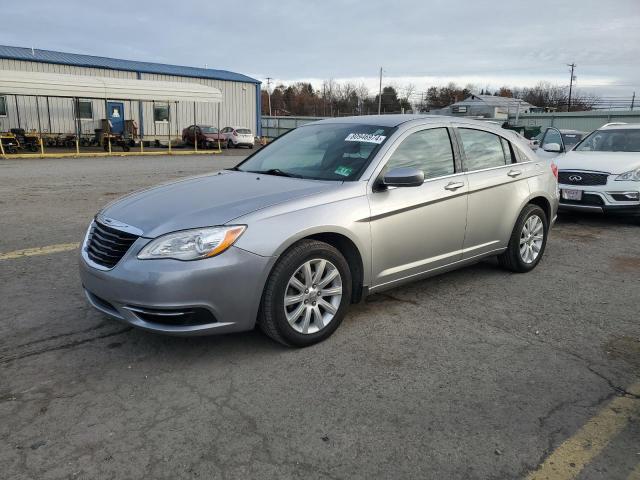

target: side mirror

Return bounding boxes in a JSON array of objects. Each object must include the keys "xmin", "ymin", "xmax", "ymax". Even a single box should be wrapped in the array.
[
  {"xmin": 542, "ymin": 142, "xmax": 562, "ymax": 153},
  {"xmin": 382, "ymin": 167, "xmax": 425, "ymax": 187}
]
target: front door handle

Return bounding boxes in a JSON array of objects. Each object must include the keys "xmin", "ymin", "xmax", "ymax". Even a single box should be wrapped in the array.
[
  {"xmin": 508, "ymin": 169, "xmax": 522, "ymax": 178},
  {"xmin": 444, "ymin": 181, "xmax": 465, "ymax": 191}
]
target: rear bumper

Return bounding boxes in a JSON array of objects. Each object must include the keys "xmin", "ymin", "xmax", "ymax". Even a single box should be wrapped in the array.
[{"xmin": 79, "ymin": 242, "xmax": 275, "ymax": 336}]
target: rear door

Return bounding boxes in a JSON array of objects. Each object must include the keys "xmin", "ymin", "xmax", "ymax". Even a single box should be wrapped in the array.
[
  {"xmin": 368, "ymin": 126, "xmax": 468, "ymax": 287},
  {"xmin": 454, "ymin": 126, "xmax": 533, "ymax": 258}
]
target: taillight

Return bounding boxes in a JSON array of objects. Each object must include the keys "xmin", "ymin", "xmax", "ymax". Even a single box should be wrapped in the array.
[
  {"xmin": 232, "ymin": 130, "xmax": 238, "ymax": 136},
  {"xmin": 551, "ymin": 162, "xmax": 558, "ymax": 179}
]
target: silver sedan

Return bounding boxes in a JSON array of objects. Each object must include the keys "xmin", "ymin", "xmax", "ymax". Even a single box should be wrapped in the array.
[{"xmin": 79, "ymin": 115, "xmax": 558, "ymax": 347}]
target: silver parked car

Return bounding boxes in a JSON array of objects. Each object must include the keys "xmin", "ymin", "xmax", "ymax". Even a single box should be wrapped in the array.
[{"xmin": 79, "ymin": 116, "xmax": 558, "ymax": 347}]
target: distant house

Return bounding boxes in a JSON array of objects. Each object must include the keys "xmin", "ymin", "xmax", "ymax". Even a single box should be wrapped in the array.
[{"xmin": 437, "ymin": 95, "xmax": 540, "ymax": 119}]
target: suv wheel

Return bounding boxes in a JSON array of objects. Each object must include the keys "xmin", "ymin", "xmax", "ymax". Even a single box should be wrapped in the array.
[
  {"xmin": 259, "ymin": 239, "xmax": 352, "ymax": 347},
  {"xmin": 498, "ymin": 204, "xmax": 548, "ymax": 273}
]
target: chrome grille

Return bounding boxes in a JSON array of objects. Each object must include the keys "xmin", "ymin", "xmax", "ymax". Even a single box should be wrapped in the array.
[
  {"xmin": 86, "ymin": 220, "xmax": 139, "ymax": 268},
  {"xmin": 558, "ymin": 171, "xmax": 608, "ymax": 186}
]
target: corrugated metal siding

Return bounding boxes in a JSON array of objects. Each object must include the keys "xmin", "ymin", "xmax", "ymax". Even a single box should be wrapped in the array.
[
  {"xmin": 139, "ymin": 73, "xmax": 256, "ymax": 137},
  {"xmin": 0, "ymin": 59, "xmax": 256, "ymax": 139},
  {"xmin": 511, "ymin": 111, "xmax": 640, "ymax": 132}
]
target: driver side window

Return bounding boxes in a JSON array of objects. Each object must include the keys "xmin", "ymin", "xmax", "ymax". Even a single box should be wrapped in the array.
[
  {"xmin": 386, "ymin": 128, "xmax": 455, "ymax": 180},
  {"xmin": 542, "ymin": 128, "xmax": 562, "ymax": 149}
]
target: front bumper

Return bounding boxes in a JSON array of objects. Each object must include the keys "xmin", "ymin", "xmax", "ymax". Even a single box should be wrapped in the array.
[
  {"xmin": 79, "ymin": 240, "xmax": 275, "ymax": 336},
  {"xmin": 558, "ymin": 180, "xmax": 640, "ymax": 216}
]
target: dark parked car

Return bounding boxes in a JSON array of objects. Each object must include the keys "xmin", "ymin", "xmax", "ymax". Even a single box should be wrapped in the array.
[{"xmin": 181, "ymin": 125, "xmax": 226, "ymax": 148}]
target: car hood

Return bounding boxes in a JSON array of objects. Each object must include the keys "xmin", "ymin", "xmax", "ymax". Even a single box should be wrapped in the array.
[
  {"xmin": 99, "ymin": 170, "xmax": 338, "ymax": 238},
  {"xmin": 556, "ymin": 151, "xmax": 640, "ymax": 174}
]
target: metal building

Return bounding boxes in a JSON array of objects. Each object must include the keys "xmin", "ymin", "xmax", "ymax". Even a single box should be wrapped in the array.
[
  {"xmin": 436, "ymin": 95, "xmax": 539, "ymax": 119},
  {"xmin": 0, "ymin": 45, "xmax": 261, "ymax": 142}
]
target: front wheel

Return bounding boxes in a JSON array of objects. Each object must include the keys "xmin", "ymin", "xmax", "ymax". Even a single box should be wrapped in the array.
[
  {"xmin": 259, "ymin": 239, "xmax": 352, "ymax": 347},
  {"xmin": 498, "ymin": 204, "xmax": 548, "ymax": 272}
]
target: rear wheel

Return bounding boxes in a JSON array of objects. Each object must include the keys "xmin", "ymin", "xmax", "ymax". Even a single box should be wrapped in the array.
[
  {"xmin": 259, "ymin": 239, "xmax": 352, "ymax": 347},
  {"xmin": 498, "ymin": 204, "xmax": 548, "ymax": 272},
  {"xmin": 227, "ymin": 140, "xmax": 234, "ymax": 149}
]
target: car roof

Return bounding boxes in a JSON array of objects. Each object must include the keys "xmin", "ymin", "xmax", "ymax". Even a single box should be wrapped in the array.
[
  {"xmin": 312, "ymin": 114, "xmax": 505, "ymax": 129},
  {"xmin": 314, "ymin": 114, "xmax": 444, "ymax": 127},
  {"xmin": 599, "ymin": 123, "xmax": 640, "ymax": 130}
]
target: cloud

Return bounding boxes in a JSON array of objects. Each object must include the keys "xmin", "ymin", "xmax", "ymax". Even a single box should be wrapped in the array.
[{"xmin": 2, "ymin": 0, "xmax": 639, "ymax": 97}]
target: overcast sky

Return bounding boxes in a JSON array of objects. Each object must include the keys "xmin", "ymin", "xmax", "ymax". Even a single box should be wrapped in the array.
[{"xmin": 2, "ymin": 0, "xmax": 639, "ymax": 99}]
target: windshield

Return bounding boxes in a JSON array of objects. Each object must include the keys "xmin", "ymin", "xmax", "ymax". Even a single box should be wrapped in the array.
[
  {"xmin": 561, "ymin": 133, "xmax": 583, "ymax": 148},
  {"xmin": 236, "ymin": 123, "xmax": 394, "ymax": 181},
  {"xmin": 575, "ymin": 129, "xmax": 640, "ymax": 152},
  {"xmin": 200, "ymin": 126, "xmax": 218, "ymax": 134},
  {"xmin": 236, "ymin": 128, "xmax": 252, "ymax": 135}
]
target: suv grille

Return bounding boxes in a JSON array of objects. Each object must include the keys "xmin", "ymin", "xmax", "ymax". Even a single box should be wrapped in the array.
[
  {"xmin": 558, "ymin": 171, "xmax": 608, "ymax": 186},
  {"xmin": 86, "ymin": 221, "xmax": 139, "ymax": 268}
]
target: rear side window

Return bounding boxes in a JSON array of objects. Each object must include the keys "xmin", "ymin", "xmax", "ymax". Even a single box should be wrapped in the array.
[
  {"xmin": 458, "ymin": 128, "xmax": 508, "ymax": 171},
  {"xmin": 386, "ymin": 127, "xmax": 455, "ymax": 180}
]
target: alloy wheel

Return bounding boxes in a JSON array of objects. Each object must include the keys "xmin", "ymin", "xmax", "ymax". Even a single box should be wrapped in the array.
[
  {"xmin": 519, "ymin": 214, "xmax": 544, "ymax": 264},
  {"xmin": 284, "ymin": 258, "xmax": 343, "ymax": 334}
]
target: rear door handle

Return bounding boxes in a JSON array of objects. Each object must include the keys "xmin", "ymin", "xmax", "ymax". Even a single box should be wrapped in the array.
[
  {"xmin": 444, "ymin": 181, "xmax": 465, "ymax": 191},
  {"xmin": 507, "ymin": 169, "xmax": 522, "ymax": 178}
]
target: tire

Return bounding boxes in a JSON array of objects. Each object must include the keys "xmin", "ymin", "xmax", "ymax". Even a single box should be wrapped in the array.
[
  {"xmin": 249, "ymin": 144, "xmax": 254, "ymax": 149},
  {"xmin": 259, "ymin": 239, "xmax": 352, "ymax": 347},
  {"xmin": 228, "ymin": 140, "xmax": 235, "ymax": 149},
  {"xmin": 498, "ymin": 204, "xmax": 548, "ymax": 273}
]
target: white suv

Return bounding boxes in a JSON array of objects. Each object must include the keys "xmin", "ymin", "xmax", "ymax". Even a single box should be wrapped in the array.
[
  {"xmin": 554, "ymin": 123, "xmax": 640, "ymax": 217},
  {"xmin": 221, "ymin": 126, "xmax": 255, "ymax": 149}
]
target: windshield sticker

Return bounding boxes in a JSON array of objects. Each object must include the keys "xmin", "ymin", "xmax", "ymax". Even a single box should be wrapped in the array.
[
  {"xmin": 345, "ymin": 133, "xmax": 386, "ymax": 144},
  {"xmin": 334, "ymin": 166, "xmax": 354, "ymax": 177}
]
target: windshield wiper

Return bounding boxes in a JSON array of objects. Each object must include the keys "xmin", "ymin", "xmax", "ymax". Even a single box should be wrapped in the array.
[{"xmin": 248, "ymin": 168, "xmax": 304, "ymax": 178}]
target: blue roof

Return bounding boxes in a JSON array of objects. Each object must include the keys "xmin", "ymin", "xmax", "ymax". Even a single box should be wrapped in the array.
[{"xmin": 0, "ymin": 45, "xmax": 260, "ymax": 85}]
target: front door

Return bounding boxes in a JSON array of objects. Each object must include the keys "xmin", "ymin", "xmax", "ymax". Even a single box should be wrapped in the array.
[
  {"xmin": 368, "ymin": 126, "xmax": 468, "ymax": 288},
  {"xmin": 107, "ymin": 102, "xmax": 125, "ymax": 134}
]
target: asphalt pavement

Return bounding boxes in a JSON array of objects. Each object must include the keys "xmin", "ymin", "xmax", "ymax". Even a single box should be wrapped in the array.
[{"xmin": 1, "ymin": 155, "xmax": 638, "ymax": 479}]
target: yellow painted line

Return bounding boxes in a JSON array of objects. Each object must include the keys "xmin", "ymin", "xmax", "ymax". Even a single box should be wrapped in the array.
[
  {"xmin": 628, "ymin": 463, "xmax": 640, "ymax": 480},
  {"xmin": 526, "ymin": 383, "xmax": 640, "ymax": 480},
  {"xmin": 0, "ymin": 243, "xmax": 79, "ymax": 260}
]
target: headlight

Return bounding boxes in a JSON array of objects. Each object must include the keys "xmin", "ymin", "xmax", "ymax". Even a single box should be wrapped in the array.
[
  {"xmin": 615, "ymin": 168, "xmax": 640, "ymax": 182},
  {"xmin": 137, "ymin": 226, "xmax": 246, "ymax": 261}
]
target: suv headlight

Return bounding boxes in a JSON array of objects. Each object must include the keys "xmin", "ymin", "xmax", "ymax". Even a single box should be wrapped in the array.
[
  {"xmin": 138, "ymin": 226, "xmax": 246, "ymax": 261},
  {"xmin": 615, "ymin": 168, "xmax": 640, "ymax": 182}
]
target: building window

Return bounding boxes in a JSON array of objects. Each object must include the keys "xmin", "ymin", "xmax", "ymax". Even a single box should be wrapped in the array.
[
  {"xmin": 0, "ymin": 96, "xmax": 7, "ymax": 117},
  {"xmin": 77, "ymin": 100, "xmax": 93, "ymax": 120},
  {"xmin": 154, "ymin": 103, "xmax": 169, "ymax": 122}
]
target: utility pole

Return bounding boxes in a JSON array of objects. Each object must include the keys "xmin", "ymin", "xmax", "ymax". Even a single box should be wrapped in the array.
[
  {"xmin": 266, "ymin": 77, "xmax": 273, "ymax": 117},
  {"xmin": 631, "ymin": 92, "xmax": 636, "ymax": 111},
  {"xmin": 567, "ymin": 63, "xmax": 576, "ymax": 112},
  {"xmin": 377, "ymin": 67, "xmax": 383, "ymax": 115}
]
